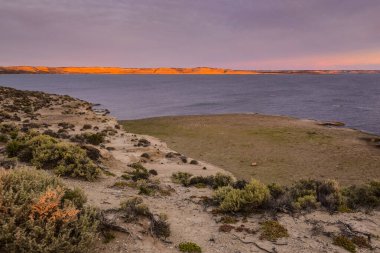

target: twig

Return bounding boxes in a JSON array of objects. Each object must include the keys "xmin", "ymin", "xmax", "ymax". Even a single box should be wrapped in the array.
[{"xmin": 232, "ymin": 234, "xmax": 277, "ymax": 253}]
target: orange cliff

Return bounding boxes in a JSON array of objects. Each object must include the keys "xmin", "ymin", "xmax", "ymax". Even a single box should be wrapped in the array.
[
  {"xmin": 0, "ymin": 66, "xmax": 379, "ymax": 75},
  {"xmin": 0, "ymin": 66, "xmax": 260, "ymax": 75}
]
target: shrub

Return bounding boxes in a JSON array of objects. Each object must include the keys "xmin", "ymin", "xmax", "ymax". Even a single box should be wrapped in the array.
[
  {"xmin": 351, "ymin": 235, "xmax": 372, "ymax": 249},
  {"xmin": 178, "ymin": 242, "xmax": 202, "ymax": 253},
  {"xmin": 290, "ymin": 179, "xmax": 319, "ymax": 200},
  {"xmin": 214, "ymin": 186, "xmax": 234, "ymax": 203},
  {"xmin": 80, "ymin": 145, "xmax": 101, "ymax": 161},
  {"xmin": 220, "ymin": 216, "xmax": 238, "ymax": 224},
  {"xmin": 292, "ymin": 194, "xmax": 319, "ymax": 211},
  {"xmin": 0, "ymin": 169, "xmax": 99, "ymax": 253},
  {"xmin": 137, "ymin": 179, "xmax": 159, "ymax": 196},
  {"xmin": 127, "ymin": 163, "xmax": 150, "ymax": 181},
  {"xmin": 73, "ymin": 132, "xmax": 105, "ymax": 145},
  {"xmin": 267, "ymin": 183, "xmax": 286, "ymax": 199},
  {"xmin": 5, "ymin": 140, "xmax": 25, "ymax": 157},
  {"xmin": 215, "ymin": 179, "xmax": 269, "ymax": 212},
  {"xmin": 171, "ymin": 172, "xmax": 193, "ymax": 186},
  {"xmin": 31, "ymin": 140, "xmax": 101, "ymax": 181},
  {"xmin": 259, "ymin": 220, "xmax": 289, "ymax": 241},
  {"xmin": 233, "ymin": 179, "xmax": 248, "ymax": 189},
  {"xmin": 0, "ymin": 123, "xmax": 19, "ymax": 135},
  {"xmin": 7, "ymin": 134, "xmax": 101, "ymax": 181},
  {"xmin": 83, "ymin": 132, "xmax": 105, "ymax": 145},
  {"xmin": 150, "ymin": 213, "xmax": 171, "ymax": 239},
  {"xmin": 213, "ymin": 173, "xmax": 233, "ymax": 189},
  {"xmin": 317, "ymin": 179, "xmax": 343, "ymax": 212},
  {"xmin": 120, "ymin": 197, "xmax": 151, "ymax": 222},
  {"xmin": 62, "ymin": 187, "xmax": 87, "ymax": 209},
  {"xmin": 342, "ymin": 181, "xmax": 380, "ymax": 210},
  {"xmin": 189, "ymin": 175, "xmax": 214, "ymax": 186},
  {"xmin": 0, "ymin": 133, "xmax": 8, "ymax": 143},
  {"xmin": 333, "ymin": 235, "xmax": 356, "ymax": 253}
]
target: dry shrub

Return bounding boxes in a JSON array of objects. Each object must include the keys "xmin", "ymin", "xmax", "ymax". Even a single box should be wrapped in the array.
[
  {"xmin": 317, "ymin": 179, "xmax": 343, "ymax": 212},
  {"xmin": 259, "ymin": 220, "xmax": 289, "ymax": 241},
  {"xmin": 0, "ymin": 169, "xmax": 98, "ymax": 253}
]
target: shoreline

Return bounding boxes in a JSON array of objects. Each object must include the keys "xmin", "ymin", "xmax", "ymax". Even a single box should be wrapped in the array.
[{"xmin": 1, "ymin": 86, "xmax": 379, "ymax": 253}]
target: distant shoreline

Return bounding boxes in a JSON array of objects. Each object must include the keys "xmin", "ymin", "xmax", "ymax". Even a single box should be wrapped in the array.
[{"xmin": 1, "ymin": 66, "xmax": 380, "ymax": 75}]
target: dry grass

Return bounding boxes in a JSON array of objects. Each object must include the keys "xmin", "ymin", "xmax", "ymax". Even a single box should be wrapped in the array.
[{"xmin": 121, "ymin": 114, "xmax": 380, "ymax": 185}]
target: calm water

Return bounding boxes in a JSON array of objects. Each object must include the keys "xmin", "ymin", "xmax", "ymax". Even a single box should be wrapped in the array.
[{"xmin": 0, "ymin": 74, "xmax": 379, "ymax": 134}]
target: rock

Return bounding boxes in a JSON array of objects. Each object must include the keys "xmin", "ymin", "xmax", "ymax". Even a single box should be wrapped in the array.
[
  {"xmin": 141, "ymin": 153, "xmax": 150, "ymax": 159},
  {"xmin": 137, "ymin": 138, "xmax": 150, "ymax": 147},
  {"xmin": 251, "ymin": 162, "xmax": 257, "ymax": 166},
  {"xmin": 190, "ymin": 159, "xmax": 199, "ymax": 165},
  {"xmin": 180, "ymin": 156, "xmax": 188, "ymax": 163},
  {"xmin": 165, "ymin": 152, "xmax": 181, "ymax": 158},
  {"xmin": 318, "ymin": 121, "xmax": 345, "ymax": 127}
]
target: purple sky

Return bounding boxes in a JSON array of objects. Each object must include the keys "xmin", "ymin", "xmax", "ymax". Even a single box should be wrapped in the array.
[{"xmin": 1, "ymin": 0, "xmax": 380, "ymax": 69}]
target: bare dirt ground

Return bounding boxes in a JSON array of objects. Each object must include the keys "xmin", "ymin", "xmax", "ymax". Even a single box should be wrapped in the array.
[{"xmin": 1, "ymin": 87, "xmax": 379, "ymax": 253}]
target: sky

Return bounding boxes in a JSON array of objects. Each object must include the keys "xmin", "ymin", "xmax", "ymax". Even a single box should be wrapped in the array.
[{"xmin": 1, "ymin": 0, "xmax": 380, "ymax": 70}]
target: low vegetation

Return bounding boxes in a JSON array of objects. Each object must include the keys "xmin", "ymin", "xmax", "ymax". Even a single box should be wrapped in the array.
[
  {"xmin": 0, "ymin": 169, "xmax": 99, "ymax": 253},
  {"xmin": 121, "ymin": 115, "xmax": 380, "ymax": 185},
  {"xmin": 171, "ymin": 172, "xmax": 233, "ymax": 189},
  {"xmin": 172, "ymin": 170, "xmax": 379, "ymax": 214},
  {"xmin": 259, "ymin": 220, "xmax": 289, "ymax": 241},
  {"xmin": 72, "ymin": 132, "xmax": 106, "ymax": 145},
  {"xmin": 178, "ymin": 242, "xmax": 202, "ymax": 253},
  {"xmin": 333, "ymin": 235, "xmax": 357, "ymax": 253},
  {"xmin": 214, "ymin": 179, "xmax": 269, "ymax": 212},
  {"xmin": 5, "ymin": 132, "xmax": 101, "ymax": 181},
  {"xmin": 120, "ymin": 197, "xmax": 171, "ymax": 239}
]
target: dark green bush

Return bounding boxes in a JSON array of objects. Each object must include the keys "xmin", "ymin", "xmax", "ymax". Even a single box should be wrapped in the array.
[
  {"xmin": 213, "ymin": 173, "xmax": 233, "ymax": 189},
  {"xmin": 137, "ymin": 179, "xmax": 160, "ymax": 196},
  {"xmin": 83, "ymin": 132, "xmax": 105, "ymax": 145},
  {"xmin": 6, "ymin": 134, "xmax": 101, "ymax": 181},
  {"xmin": 171, "ymin": 172, "xmax": 193, "ymax": 186},
  {"xmin": 178, "ymin": 242, "xmax": 202, "ymax": 253},
  {"xmin": 127, "ymin": 163, "xmax": 150, "ymax": 181},
  {"xmin": 5, "ymin": 140, "xmax": 25, "ymax": 157},
  {"xmin": 0, "ymin": 133, "xmax": 8, "ymax": 143},
  {"xmin": 0, "ymin": 169, "xmax": 99, "ymax": 253},
  {"xmin": 62, "ymin": 187, "xmax": 87, "ymax": 209},
  {"xmin": 342, "ymin": 181, "xmax": 380, "ymax": 210}
]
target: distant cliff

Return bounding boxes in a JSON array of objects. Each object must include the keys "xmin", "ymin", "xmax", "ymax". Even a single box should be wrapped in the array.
[{"xmin": 0, "ymin": 66, "xmax": 379, "ymax": 74}]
